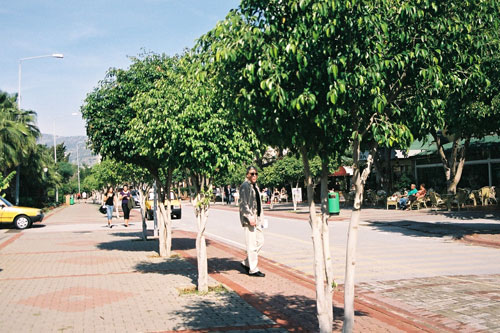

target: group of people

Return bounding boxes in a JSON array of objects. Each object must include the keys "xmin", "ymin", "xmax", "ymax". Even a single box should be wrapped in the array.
[
  {"xmin": 259, "ymin": 187, "xmax": 287, "ymax": 204},
  {"xmin": 224, "ymin": 185, "xmax": 239, "ymax": 205},
  {"xmin": 97, "ymin": 168, "xmax": 268, "ymax": 278},
  {"xmin": 398, "ymin": 183, "xmax": 427, "ymax": 210},
  {"xmin": 103, "ymin": 184, "xmax": 133, "ymax": 228}
]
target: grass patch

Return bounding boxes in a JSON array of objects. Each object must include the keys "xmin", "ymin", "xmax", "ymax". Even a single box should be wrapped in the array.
[
  {"xmin": 178, "ymin": 284, "xmax": 228, "ymax": 296},
  {"xmin": 147, "ymin": 252, "xmax": 181, "ymax": 259}
]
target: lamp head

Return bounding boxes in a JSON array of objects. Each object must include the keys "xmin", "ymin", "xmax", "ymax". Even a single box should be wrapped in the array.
[{"xmin": 52, "ymin": 53, "xmax": 64, "ymax": 58}]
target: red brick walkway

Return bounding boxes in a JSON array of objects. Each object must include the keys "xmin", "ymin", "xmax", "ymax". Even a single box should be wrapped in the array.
[{"xmin": 173, "ymin": 229, "xmax": 447, "ymax": 332}]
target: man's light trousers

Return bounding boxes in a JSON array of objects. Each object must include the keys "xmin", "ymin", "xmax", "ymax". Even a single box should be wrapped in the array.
[{"xmin": 242, "ymin": 221, "xmax": 264, "ymax": 274}]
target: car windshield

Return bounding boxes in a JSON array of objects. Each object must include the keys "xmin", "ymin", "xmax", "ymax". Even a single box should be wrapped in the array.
[{"xmin": 0, "ymin": 196, "xmax": 13, "ymax": 207}]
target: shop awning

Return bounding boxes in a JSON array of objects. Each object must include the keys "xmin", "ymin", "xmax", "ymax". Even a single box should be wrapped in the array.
[{"xmin": 331, "ymin": 166, "xmax": 353, "ymax": 177}]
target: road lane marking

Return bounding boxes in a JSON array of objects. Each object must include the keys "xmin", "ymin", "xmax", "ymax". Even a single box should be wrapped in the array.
[
  {"xmin": 204, "ymin": 231, "xmax": 246, "ymax": 250},
  {"xmin": 264, "ymin": 231, "xmax": 312, "ymax": 246}
]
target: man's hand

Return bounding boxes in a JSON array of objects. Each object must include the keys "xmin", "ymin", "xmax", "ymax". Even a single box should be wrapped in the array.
[{"xmin": 249, "ymin": 219, "xmax": 257, "ymax": 226}]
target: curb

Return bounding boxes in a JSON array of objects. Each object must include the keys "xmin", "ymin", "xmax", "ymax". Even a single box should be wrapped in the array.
[
  {"xmin": 173, "ymin": 230, "xmax": 447, "ymax": 332},
  {"xmin": 461, "ymin": 234, "xmax": 500, "ymax": 249}
]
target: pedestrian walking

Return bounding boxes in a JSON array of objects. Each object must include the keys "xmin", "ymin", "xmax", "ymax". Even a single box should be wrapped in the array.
[
  {"xmin": 239, "ymin": 166, "xmax": 265, "ymax": 277},
  {"xmin": 224, "ymin": 185, "xmax": 231, "ymax": 205},
  {"xmin": 120, "ymin": 184, "xmax": 132, "ymax": 227},
  {"xmin": 103, "ymin": 187, "xmax": 115, "ymax": 228}
]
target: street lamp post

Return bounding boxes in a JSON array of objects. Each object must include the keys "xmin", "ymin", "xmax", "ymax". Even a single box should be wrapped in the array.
[
  {"xmin": 71, "ymin": 113, "xmax": 83, "ymax": 197},
  {"xmin": 76, "ymin": 143, "xmax": 81, "ymax": 195},
  {"xmin": 16, "ymin": 53, "xmax": 64, "ymax": 205}
]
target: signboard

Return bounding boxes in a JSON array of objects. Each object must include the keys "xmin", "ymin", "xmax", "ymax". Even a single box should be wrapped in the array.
[{"xmin": 292, "ymin": 188, "xmax": 302, "ymax": 203}]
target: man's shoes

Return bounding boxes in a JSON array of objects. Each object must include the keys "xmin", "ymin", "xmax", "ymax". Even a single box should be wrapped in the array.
[
  {"xmin": 240, "ymin": 263, "xmax": 250, "ymax": 273},
  {"xmin": 249, "ymin": 271, "xmax": 265, "ymax": 277}
]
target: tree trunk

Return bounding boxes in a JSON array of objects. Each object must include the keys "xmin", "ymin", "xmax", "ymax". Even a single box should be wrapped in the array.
[
  {"xmin": 320, "ymin": 159, "xmax": 334, "ymax": 325},
  {"xmin": 385, "ymin": 148, "xmax": 392, "ymax": 192},
  {"xmin": 343, "ymin": 141, "xmax": 377, "ymax": 333},
  {"xmin": 434, "ymin": 133, "xmax": 470, "ymax": 195},
  {"xmin": 157, "ymin": 170, "xmax": 173, "ymax": 258},
  {"xmin": 447, "ymin": 138, "xmax": 470, "ymax": 194},
  {"xmin": 190, "ymin": 174, "xmax": 212, "ymax": 292},
  {"xmin": 293, "ymin": 181, "xmax": 299, "ymax": 212},
  {"xmin": 137, "ymin": 186, "xmax": 150, "ymax": 241},
  {"xmin": 195, "ymin": 193, "xmax": 209, "ymax": 292},
  {"xmin": 301, "ymin": 147, "xmax": 332, "ymax": 333}
]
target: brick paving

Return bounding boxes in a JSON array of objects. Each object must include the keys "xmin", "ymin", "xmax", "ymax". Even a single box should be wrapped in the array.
[
  {"xmin": 0, "ymin": 202, "xmax": 499, "ymax": 331},
  {"xmin": 358, "ymin": 275, "xmax": 500, "ymax": 332}
]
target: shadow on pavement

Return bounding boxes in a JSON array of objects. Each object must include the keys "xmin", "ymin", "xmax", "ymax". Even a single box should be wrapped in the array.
[
  {"xmin": 427, "ymin": 209, "xmax": 500, "ymax": 221},
  {"xmin": 170, "ymin": 290, "xmax": 362, "ymax": 331},
  {"xmin": 96, "ymin": 237, "xmax": 202, "ymax": 252},
  {"xmin": 134, "ymin": 257, "xmax": 198, "ymax": 285},
  {"xmin": 368, "ymin": 220, "xmax": 500, "ymax": 239},
  {"xmin": 96, "ymin": 238, "xmax": 159, "ymax": 252}
]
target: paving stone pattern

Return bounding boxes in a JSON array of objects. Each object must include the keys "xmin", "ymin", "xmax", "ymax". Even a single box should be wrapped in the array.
[
  {"xmin": 358, "ymin": 275, "xmax": 500, "ymax": 332},
  {"xmin": 0, "ymin": 228, "xmax": 277, "ymax": 332}
]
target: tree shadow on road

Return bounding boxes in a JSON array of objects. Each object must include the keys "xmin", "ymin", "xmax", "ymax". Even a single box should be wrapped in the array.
[
  {"xmin": 368, "ymin": 220, "xmax": 500, "ymax": 239},
  {"xmin": 426, "ymin": 209, "xmax": 500, "ymax": 221}
]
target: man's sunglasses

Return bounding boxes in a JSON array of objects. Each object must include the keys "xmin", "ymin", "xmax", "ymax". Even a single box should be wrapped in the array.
[{"xmin": 249, "ymin": 172, "xmax": 258, "ymax": 176}]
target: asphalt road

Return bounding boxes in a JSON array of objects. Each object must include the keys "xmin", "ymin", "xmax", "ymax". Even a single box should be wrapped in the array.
[{"xmin": 175, "ymin": 204, "xmax": 500, "ymax": 284}]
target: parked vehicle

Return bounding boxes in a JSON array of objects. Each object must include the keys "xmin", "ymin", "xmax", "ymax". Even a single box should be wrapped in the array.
[
  {"xmin": 0, "ymin": 197, "xmax": 44, "ymax": 229},
  {"xmin": 131, "ymin": 189, "xmax": 141, "ymax": 207},
  {"xmin": 145, "ymin": 191, "xmax": 181, "ymax": 220},
  {"xmin": 213, "ymin": 188, "xmax": 222, "ymax": 202}
]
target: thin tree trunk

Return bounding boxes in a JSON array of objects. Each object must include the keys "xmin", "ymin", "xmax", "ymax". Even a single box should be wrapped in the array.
[
  {"xmin": 138, "ymin": 187, "xmax": 148, "ymax": 241},
  {"xmin": 447, "ymin": 138, "xmax": 470, "ymax": 194},
  {"xmin": 197, "ymin": 178, "xmax": 211, "ymax": 292},
  {"xmin": 189, "ymin": 173, "xmax": 212, "ymax": 292},
  {"xmin": 301, "ymin": 147, "xmax": 332, "ymax": 333},
  {"xmin": 293, "ymin": 181, "xmax": 299, "ymax": 211},
  {"xmin": 157, "ymin": 170, "xmax": 173, "ymax": 258},
  {"xmin": 385, "ymin": 148, "xmax": 392, "ymax": 192},
  {"xmin": 343, "ymin": 141, "xmax": 377, "ymax": 333},
  {"xmin": 320, "ymin": 159, "xmax": 334, "ymax": 324},
  {"xmin": 195, "ymin": 203, "xmax": 209, "ymax": 292}
]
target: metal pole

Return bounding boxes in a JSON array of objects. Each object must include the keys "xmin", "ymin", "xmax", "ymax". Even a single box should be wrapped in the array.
[
  {"xmin": 153, "ymin": 181, "xmax": 158, "ymax": 237},
  {"xmin": 15, "ymin": 54, "xmax": 63, "ymax": 205},
  {"xmin": 77, "ymin": 144, "xmax": 80, "ymax": 194},
  {"xmin": 54, "ymin": 122, "xmax": 58, "ymax": 203},
  {"xmin": 15, "ymin": 61, "xmax": 22, "ymax": 205}
]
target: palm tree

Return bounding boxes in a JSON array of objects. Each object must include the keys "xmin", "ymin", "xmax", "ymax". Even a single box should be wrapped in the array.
[{"xmin": 0, "ymin": 91, "xmax": 40, "ymax": 168}]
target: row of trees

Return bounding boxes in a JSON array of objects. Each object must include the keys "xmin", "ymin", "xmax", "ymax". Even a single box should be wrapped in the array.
[
  {"xmin": 81, "ymin": 1, "xmax": 500, "ymax": 332},
  {"xmin": 1, "ymin": 90, "xmax": 88, "ymax": 207}
]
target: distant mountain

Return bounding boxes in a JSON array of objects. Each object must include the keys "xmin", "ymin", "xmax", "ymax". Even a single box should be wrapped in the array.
[{"xmin": 38, "ymin": 134, "xmax": 100, "ymax": 166}]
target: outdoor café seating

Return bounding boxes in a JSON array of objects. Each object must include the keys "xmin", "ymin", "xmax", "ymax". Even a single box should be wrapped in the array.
[
  {"xmin": 386, "ymin": 193, "xmax": 399, "ymax": 209},
  {"xmin": 409, "ymin": 195, "xmax": 428, "ymax": 210}
]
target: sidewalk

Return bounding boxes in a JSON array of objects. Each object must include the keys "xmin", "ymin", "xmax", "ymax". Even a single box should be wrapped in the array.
[{"xmin": 0, "ymin": 203, "xmax": 498, "ymax": 332}]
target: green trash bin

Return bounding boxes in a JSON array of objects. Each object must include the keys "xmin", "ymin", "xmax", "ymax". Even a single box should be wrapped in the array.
[
  {"xmin": 70, "ymin": 195, "xmax": 74, "ymax": 205},
  {"xmin": 328, "ymin": 191, "xmax": 340, "ymax": 215}
]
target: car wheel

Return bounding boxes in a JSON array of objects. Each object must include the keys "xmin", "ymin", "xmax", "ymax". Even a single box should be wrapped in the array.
[{"xmin": 14, "ymin": 215, "xmax": 31, "ymax": 230}]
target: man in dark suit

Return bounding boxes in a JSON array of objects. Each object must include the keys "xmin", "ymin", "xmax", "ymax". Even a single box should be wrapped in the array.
[{"xmin": 239, "ymin": 166, "xmax": 265, "ymax": 277}]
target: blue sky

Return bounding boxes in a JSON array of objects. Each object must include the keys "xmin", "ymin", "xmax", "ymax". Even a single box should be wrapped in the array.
[{"xmin": 0, "ymin": 0, "xmax": 239, "ymax": 136}]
